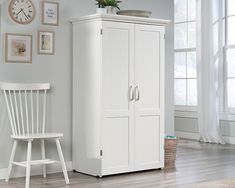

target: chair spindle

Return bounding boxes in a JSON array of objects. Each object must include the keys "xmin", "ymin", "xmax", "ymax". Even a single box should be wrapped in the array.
[
  {"xmin": 31, "ymin": 90, "xmax": 34, "ymax": 134},
  {"xmin": 14, "ymin": 90, "xmax": 21, "ymax": 135},
  {"xmin": 25, "ymin": 90, "xmax": 29, "ymax": 134},
  {"xmin": 19, "ymin": 91, "xmax": 25, "ymax": 135},
  {"xmin": 3, "ymin": 90, "xmax": 16, "ymax": 136},
  {"xmin": 42, "ymin": 90, "xmax": 47, "ymax": 134},
  {"xmin": 9, "ymin": 91, "xmax": 17, "ymax": 135},
  {"xmin": 36, "ymin": 90, "xmax": 39, "ymax": 134}
]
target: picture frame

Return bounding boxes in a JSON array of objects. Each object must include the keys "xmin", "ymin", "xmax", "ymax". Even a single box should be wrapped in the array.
[
  {"xmin": 5, "ymin": 33, "xmax": 32, "ymax": 64},
  {"xmin": 38, "ymin": 31, "xmax": 55, "ymax": 55},
  {"xmin": 42, "ymin": 1, "xmax": 59, "ymax": 26}
]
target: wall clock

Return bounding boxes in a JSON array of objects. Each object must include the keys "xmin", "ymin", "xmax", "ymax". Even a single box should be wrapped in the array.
[{"xmin": 8, "ymin": 0, "xmax": 36, "ymax": 24}]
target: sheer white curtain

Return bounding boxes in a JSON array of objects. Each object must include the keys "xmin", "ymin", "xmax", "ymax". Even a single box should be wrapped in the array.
[{"xmin": 197, "ymin": 0, "xmax": 225, "ymax": 144}]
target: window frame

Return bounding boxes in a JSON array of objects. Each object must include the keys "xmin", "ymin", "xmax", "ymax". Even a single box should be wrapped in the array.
[
  {"xmin": 174, "ymin": 0, "xmax": 198, "ymax": 110},
  {"xmin": 224, "ymin": 0, "xmax": 235, "ymax": 113},
  {"xmin": 174, "ymin": 0, "xmax": 235, "ymax": 120}
]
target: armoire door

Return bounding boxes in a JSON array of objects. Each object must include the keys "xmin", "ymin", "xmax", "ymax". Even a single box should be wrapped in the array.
[
  {"xmin": 134, "ymin": 24, "xmax": 165, "ymax": 170},
  {"xmin": 101, "ymin": 21, "xmax": 135, "ymax": 174}
]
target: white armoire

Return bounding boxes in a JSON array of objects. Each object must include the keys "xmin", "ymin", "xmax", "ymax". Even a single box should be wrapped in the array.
[{"xmin": 71, "ymin": 14, "xmax": 169, "ymax": 177}]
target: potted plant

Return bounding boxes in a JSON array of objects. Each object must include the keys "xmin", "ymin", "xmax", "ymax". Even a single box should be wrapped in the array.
[
  {"xmin": 104, "ymin": 0, "xmax": 121, "ymax": 14},
  {"xmin": 95, "ymin": 0, "xmax": 107, "ymax": 14}
]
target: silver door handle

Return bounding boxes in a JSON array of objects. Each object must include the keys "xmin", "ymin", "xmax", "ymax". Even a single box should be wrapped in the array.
[
  {"xmin": 129, "ymin": 86, "xmax": 134, "ymax": 101},
  {"xmin": 135, "ymin": 86, "xmax": 140, "ymax": 101}
]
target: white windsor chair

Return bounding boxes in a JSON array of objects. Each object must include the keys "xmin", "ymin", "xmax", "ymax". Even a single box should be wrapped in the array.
[{"xmin": 0, "ymin": 83, "xmax": 69, "ymax": 188}]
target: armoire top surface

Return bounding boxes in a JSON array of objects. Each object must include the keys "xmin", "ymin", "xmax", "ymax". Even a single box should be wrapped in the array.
[{"xmin": 70, "ymin": 14, "xmax": 170, "ymax": 26}]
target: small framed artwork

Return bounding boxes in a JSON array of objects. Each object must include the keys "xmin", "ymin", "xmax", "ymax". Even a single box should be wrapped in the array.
[
  {"xmin": 42, "ymin": 1, "xmax": 59, "ymax": 26},
  {"xmin": 5, "ymin": 33, "xmax": 32, "ymax": 63},
  {"xmin": 38, "ymin": 31, "xmax": 55, "ymax": 55}
]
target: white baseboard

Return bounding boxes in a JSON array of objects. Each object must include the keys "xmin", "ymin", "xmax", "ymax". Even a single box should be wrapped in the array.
[
  {"xmin": 175, "ymin": 131, "xmax": 200, "ymax": 140},
  {"xmin": 222, "ymin": 136, "xmax": 235, "ymax": 144},
  {"xmin": 175, "ymin": 131, "xmax": 235, "ymax": 144},
  {"xmin": 0, "ymin": 161, "xmax": 72, "ymax": 180}
]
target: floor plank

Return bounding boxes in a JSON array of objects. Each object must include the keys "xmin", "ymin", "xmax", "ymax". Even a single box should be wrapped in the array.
[{"xmin": 1, "ymin": 139, "xmax": 235, "ymax": 188}]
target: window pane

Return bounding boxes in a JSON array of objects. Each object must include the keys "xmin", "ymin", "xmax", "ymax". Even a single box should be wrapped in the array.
[
  {"xmin": 227, "ymin": 0, "xmax": 235, "ymax": 16},
  {"xmin": 227, "ymin": 48, "xmax": 235, "ymax": 77},
  {"xmin": 175, "ymin": 23, "xmax": 187, "ymax": 49},
  {"xmin": 188, "ymin": 22, "xmax": 196, "ymax": 48},
  {"xmin": 175, "ymin": 79, "xmax": 187, "ymax": 105},
  {"xmin": 188, "ymin": 0, "xmax": 196, "ymax": 21},
  {"xmin": 174, "ymin": 0, "xmax": 187, "ymax": 22},
  {"xmin": 227, "ymin": 79, "xmax": 235, "ymax": 108},
  {"xmin": 187, "ymin": 79, "xmax": 197, "ymax": 106},
  {"xmin": 228, "ymin": 16, "xmax": 235, "ymax": 45},
  {"xmin": 187, "ymin": 51, "xmax": 197, "ymax": 78},
  {"xmin": 175, "ymin": 52, "xmax": 186, "ymax": 78}
]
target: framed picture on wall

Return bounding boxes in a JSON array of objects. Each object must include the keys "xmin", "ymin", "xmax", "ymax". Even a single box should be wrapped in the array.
[
  {"xmin": 42, "ymin": 1, "xmax": 59, "ymax": 26},
  {"xmin": 5, "ymin": 33, "xmax": 32, "ymax": 63},
  {"xmin": 38, "ymin": 31, "xmax": 55, "ymax": 55}
]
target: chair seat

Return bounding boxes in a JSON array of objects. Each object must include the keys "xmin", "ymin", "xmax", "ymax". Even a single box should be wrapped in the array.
[{"xmin": 11, "ymin": 133, "xmax": 63, "ymax": 140}]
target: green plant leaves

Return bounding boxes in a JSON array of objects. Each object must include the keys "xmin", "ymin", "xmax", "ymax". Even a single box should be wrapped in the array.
[
  {"xmin": 95, "ymin": 0, "xmax": 121, "ymax": 9},
  {"xmin": 95, "ymin": 0, "xmax": 106, "ymax": 8}
]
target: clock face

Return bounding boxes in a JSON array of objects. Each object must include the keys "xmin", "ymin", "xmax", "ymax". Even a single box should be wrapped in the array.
[{"xmin": 9, "ymin": 0, "xmax": 36, "ymax": 24}]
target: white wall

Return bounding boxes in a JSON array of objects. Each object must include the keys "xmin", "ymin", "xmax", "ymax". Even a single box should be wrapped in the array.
[{"xmin": 0, "ymin": 0, "xmax": 174, "ymax": 170}]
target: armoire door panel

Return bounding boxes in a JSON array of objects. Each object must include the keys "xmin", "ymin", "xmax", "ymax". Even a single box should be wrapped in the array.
[
  {"xmin": 134, "ymin": 24, "xmax": 164, "ymax": 168},
  {"xmin": 102, "ymin": 23, "xmax": 134, "ymax": 112},
  {"xmin": 135, "ymin": 25, "xmax": 161, "ymax": 111},
  {"xmin": 102, "ymin": 118, "xmax": 130, "ymax": 169},
  {"xmin": 135, "ymin": 116, "xmax": 160, "ymax": 165},
  {"xmin": 101, "ymin": 22, "xmax": 135, "ymax": 172}
]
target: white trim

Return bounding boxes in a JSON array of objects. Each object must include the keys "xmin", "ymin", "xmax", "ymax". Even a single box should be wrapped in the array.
[
  {"xmin": 174, "ymin": 48, "xmax": 197, "ymax": 52},
  {"xmin": 175, "ymin": 131, "xmax": 235, "ymax": 144},
  {"xmin": 224, "ymin": 0, "xmax": 229, "ymax": 111},
  {"xmin": 174, "ymin": 20, "xmax": 196, "ymax": 24},
  {"xmin": 70, "ymin": 14, "xmax": 170, "ymax": 26},
  {"xmin": 226, "ymin": 15, "xmax": 235, "ymax": 18},
  {"xmin": 176, "ymin": 133, "xmax": 235, "ymax": 143},
  {"xmin": 219, "ymin": 112, "xmax": 235, "ymax": 121},
  {"xmin": 175, "ymin": 106, "xmax": 198, "ymax": 112},
  {"xmin": 224, "ymin": 0, "xmax": 235, "ymax": 112},
  {"xmin": 225, "ymin": 104, "xmax": 235, "ymax": 113},
  {"xmin": 223, "ymin": 136, "xmax": 235, "ymax": 144},
  {"xmin": 225, "ymin": 45, "xmax": 235, "ymax": 49},
  {"xmin": 175, "ymin": 110, "xmax": 198, "ymax": 118},
  {"xmin": 0, "ymin": 161, "xmax": 72, "ymax": 180},
  {"xmin": 175, "ymin": 131, "xmax": 199, "ymax": 140},
  {"xmin": 174, "ymin": 110, "xmax": 235, "ymax": 121}
]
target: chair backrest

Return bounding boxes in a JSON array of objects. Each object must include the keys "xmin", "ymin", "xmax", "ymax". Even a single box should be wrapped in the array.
[{"xmin": 0, "ymin": 83, "xmax": 50, "ymax": 136}]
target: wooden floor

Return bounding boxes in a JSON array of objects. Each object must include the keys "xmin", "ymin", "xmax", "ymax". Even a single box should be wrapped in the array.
[{"xmin": 1, "ymin": 139, "xmax": 235, "ymax": 188}]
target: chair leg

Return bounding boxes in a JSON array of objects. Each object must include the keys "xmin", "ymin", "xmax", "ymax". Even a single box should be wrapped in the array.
[
  {"xmin": 5, "ymin": 140, "xmax": 18, "ymax": 182},
  {"xmin": 40, "ymin": 139, "xmax": 46, "ymax": 178},
  {"xmin": 26, "ymin": 140, "xmax": 32, "ymax": 188},
  {"xmin": 55, "ymin": 139, "xmax": 70, "ymax": 185}
]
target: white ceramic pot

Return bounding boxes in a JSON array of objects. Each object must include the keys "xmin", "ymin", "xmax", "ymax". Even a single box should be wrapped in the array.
[
  {"xmin": 96, "ymin": 8, "xmax": 107, "ymax": 14},
  {"xmin": 105, "ymin": 6, "xmax": 117, "ymax": 14}
]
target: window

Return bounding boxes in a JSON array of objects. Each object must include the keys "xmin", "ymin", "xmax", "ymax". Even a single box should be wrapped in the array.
[
  {"xmin": 174, "ymin": 0, "xmax": 197, "ymax": 107},
  {"xmin": 225, "ymin": 0, "xmax": 235, "ymax": 109}
]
